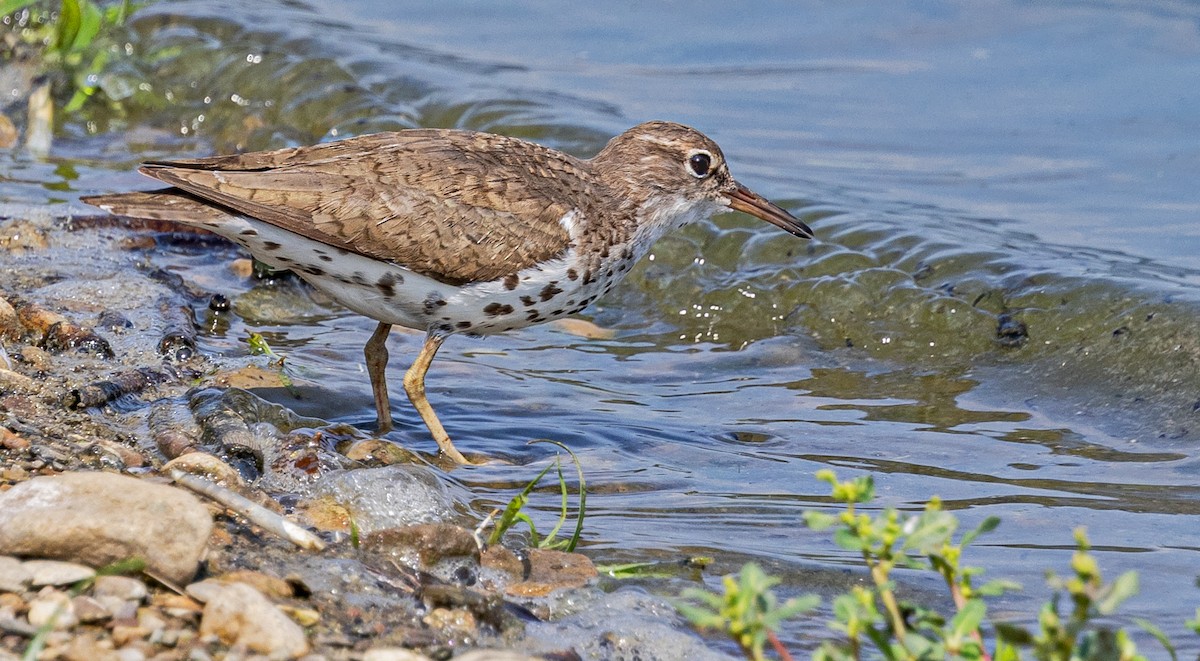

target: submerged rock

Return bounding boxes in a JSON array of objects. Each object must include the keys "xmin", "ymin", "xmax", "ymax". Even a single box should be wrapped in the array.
[{"xmin": 0, "ymin": 472, "xmax": 212, "ymax": 584}]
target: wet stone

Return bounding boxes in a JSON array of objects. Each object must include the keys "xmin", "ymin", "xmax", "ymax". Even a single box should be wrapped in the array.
[
  {"xmin": 361, "ymin": 523, "xmax": 479, "ymax": 568},
  {"xmin": 306, "ymin": 465, "xmax": 457, "ymax": 535},
  {"xmin": 504, "ymin": 549, "xmax": 597, "ymax": 598}
]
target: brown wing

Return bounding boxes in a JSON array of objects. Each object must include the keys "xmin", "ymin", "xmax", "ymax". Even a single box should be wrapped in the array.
[{"xmin": 136, "ymin": 130, "xmax": 591, "ymax": 285}]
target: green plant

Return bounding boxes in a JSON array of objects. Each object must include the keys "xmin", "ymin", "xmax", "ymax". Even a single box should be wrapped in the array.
[
  {"xmin": 676, "ymin": 471, "xmax": 1190, "ymax": 660},
  {"xmin": 486, "ymin": 439, "xmax": 586, "ymax": 552},
  {"xmin": 5, "ymin": 0, "xmax": 143, "ymax": 112},
  {"xmin": 678, "ymin": 562, "xmax": 819, "ymax": 661}
]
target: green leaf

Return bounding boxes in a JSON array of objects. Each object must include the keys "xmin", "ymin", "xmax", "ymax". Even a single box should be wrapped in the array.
[
  {"xmin": 54, "ymin": 0, "xmax": 82, "ymax": 53},
  {"xmin": 993, "ymin": 622, "xmax": 1034, "ymax": 646},
  {"xmin": 69, "ymin": 0, "xmax": 103, "ymax": 51},
  {"xmin": 960, "ymin": 515, "xmax": 1001, "ymax": 547},
  {"xmin": 833, "ymin": 527, "xmax": 867, "ymax": 552},
  {"xmin": 976, "ymin": 578, "xmax": 1021, "ymax": 597},
  {"xmin": 487, "ymin": 459, "xmax": 554, "ymax": 546},
  {"xmin": 1134, "ymin": 618, "xmax": 1176, "ymax": 661},
  {"xmin": 1096, "ymin": 570, "xmax": 1139, "ymax": 615},
  {"xmin": 528, "ymin": 439, "xmax": 586, "ymax": 551},
  {"xmin": 774, "ymin": 594, "xmax": 821, "ymax": 620},
  {"xmin": 949, "ymin": 599, "xmax": 986, "ymax": 639},
  {"xmin": 803, "ymin": 510, "xmax": 837, "ymax": 531}
]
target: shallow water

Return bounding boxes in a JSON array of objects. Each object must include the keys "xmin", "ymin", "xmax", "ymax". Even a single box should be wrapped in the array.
[{"xmin": 5, "ymin": 0, "xmax": 1200, "ymax": 653}]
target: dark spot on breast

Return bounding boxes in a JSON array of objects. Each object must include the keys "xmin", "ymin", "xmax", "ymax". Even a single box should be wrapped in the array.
[
  {"xmin": 566, "ymin": 299, "xmax": 575, "ymax": 306},
  {"xmin": 423, "ymin": 294, "xmax": 447, "ymax": 315},
  {"xmin": 239, "ymin": 229, "xmax": 258, "ymax": 237},
  {"xmin": 484, "ymin": 302, "xmax": 514, "ymax": 316},
  {"xmin": 457, "ymin": 321, "xmax": 472, "ymax": 329},
  {"xmin": 539, "ymin": 282, "xmax": 563, "ymax": 302},
  {"xmin": 618, "ymin": 263, "xmax": 629, "ymax": 272},
  {"xmin": 377, "ymin": 272, "xmax": 400, "ymax": 298},
  {"xmin": 551, "ymin": 309, "xmax": 563, "ymax": 316},
  {"xmin": 582, "ymin": 269, "xmax": 595, "ymax": 285},
  {"xmin": 302, "ymin": 266, "xmax": 326, "ymax": 276},
  {"xmin": 526, "ymin": 310, "xmax": 542, "ymax": 322},
  {"xmin": 319, "ymin": 254, "xmax": 333, "ymax": 262},
  {"xmin": 605, "ymin": 269, "xmax": 614, "ymax": 278},
  {"xmin": 437, "ymin": 323, "xmax": 453, "ymax": 333},
  {"xmin": 351, "ymin": 272, "xmax": 368, "ymax": 285},
  {"xmin": 566, "ymin": 268, "xmax": 579, "ymax": 281},
  {"xmin": 520, "ymin": 296, "xmax": 535, "ymax": 307},
  {"xmin": 503, "ymin": 274, "xmax": 519, "ymax": 290},
  {"xmin": 263, "ymin": 241, "xmax": 282, "ymax": 251}
]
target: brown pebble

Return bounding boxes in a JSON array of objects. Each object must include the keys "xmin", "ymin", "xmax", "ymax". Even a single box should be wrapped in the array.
[
  {"xmin": 504, "ymin": 549, "xmax": 597, "ymax": 597},
  {"xmin": 0, "ymin": 220, "xmax": 50, "ymax": 253},
  {"xmin": 0, "ymin": 112, "xmax": 16, "ymax": 148},
  {"xmin": 110, "ymin": 623, "xmax": 149, "ymax": 646},
  {"xmin": 230, "ymin": 258, "xmax": 254, "ymax": 278},
  {"xmin": 71, "ymin": 594, "xmax": 112, "ymax": 623},
  {"xmin": 480, "ymin": 546, "xmax": 523, "ymax": 579},
  {"xmin": 215, "ymin": 570, "xmax": 294, "ymax": 599},
  {"xmin": 92, "ymin": 575, "xmax": 148, "ymax": 602},
  {"xmin": 19, "ymin": 345, "xmax": 51, "ymax": 370},
  {"xmin": 0, "ymin": 427, "xmax": 30, "ymax": 451},
  {"xmin": 0, "ymin": 296, "xmax": 18, "ymax": 340},
  {"xmin": 361, "ymin": 523, "xmax": 479, "ymax": 567}
]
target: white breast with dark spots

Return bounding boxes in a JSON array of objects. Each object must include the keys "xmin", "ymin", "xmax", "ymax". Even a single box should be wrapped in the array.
[{"xmin": 203, "ymin": 213, "xmax": 643, "ymax": 336}]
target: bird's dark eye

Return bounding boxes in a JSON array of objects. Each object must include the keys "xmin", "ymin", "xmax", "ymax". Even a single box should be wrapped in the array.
[{"xmin": 687, "ymin": 151, "xmax": 712, "ymax": 178}]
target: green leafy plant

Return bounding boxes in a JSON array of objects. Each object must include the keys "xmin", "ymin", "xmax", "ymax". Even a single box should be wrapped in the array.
[
  {"xmin": 5, "ymin": 0, "xmax": 146, "ymax": 149},
  {"xmin": 678, "ymin": 562, "xmax": 819, "ymax": 661},
  {"xmin": 677, "ymin": 471, "xmax": 1191, "ymax": 660},
  {"xmin": 486, "ymin": 439, "xmax": 586, "ymax": 552}
]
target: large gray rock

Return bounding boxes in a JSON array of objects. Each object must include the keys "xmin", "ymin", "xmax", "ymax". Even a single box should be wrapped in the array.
[{"xmin": 0, "ymin": 472, "xmax": 212, "ymax": 584}]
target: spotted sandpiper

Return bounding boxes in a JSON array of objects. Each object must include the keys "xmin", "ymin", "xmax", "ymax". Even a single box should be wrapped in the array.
[{"xmin": 83, "ymin": 121, "xmax": 813, "ymax": 464}]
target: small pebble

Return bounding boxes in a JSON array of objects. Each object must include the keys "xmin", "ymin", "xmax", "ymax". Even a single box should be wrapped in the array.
[
  {"xmin": 27, "ymin": 588, "xmax": 78, "ymax": 629},
  {"xmin": 23, "ymin": 559, "xmax": 96, "ymax": 586},
  {"xmin": 93, "ymin": 575, "xmax": 149, "ymax": 602},
  {"xmin": 0, "ymin": 555, "xmax": 31, "ymax": 593},
  {"xmin": 71, "ymin": 594, "xmax": 112, "ymax": 623}
]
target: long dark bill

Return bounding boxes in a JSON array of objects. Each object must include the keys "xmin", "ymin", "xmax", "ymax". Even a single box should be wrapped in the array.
[{"xmin": 727, "ymin": 185, "xmax": 814, "ymax": 239}]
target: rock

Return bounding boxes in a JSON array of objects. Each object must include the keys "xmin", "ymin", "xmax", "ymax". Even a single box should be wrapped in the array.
[
  {"xmin": 0, "ymin": 555, "xmax": 31, "ymax": 592},
  {"xmin": 505, "ymin": 549, "xmax": 597, "ymax": 598},
  {"xmin": 198, "ymin": 582, "xmax": 309, "ymax": 659},
  {"xmin": 27, "ymin": 588, "xmax": 77, "ymax": 629},
  {"xmin": 457, "ymin": 652, "xmax": 544, "ymax": 661},
  {"xmin": 214, "ymin": 570, "xmax": 293, "ymax": 599},
  {"xmin": 71, "ymin": 594, "xmax": 112, "ymax": 623},
  {"xmin": 362, "ymin": 523, "xmax": 479, "ymax": 567},
  {"xmin": 92, "ymin": 575, "xmax": 148, "ymax": 602},
  {"xmin": 362, "ymin": 648, "xmax": 433, "ymax": 661},
  {"xmin": 0, "ymin": 427, "xmax": 30, "ymax": 451},
  {"xmin": 23, "ymin": 559, "xmax": 96, "ymax": 586},
  {"xmin": 0, "ymin": 472, "xmax": 212, "ymax": 584}
]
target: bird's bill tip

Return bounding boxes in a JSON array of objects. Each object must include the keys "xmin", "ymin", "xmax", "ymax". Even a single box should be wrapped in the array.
[{"xmin": 727, "ymin": 185, "xmax": 813, "ymax": 239}]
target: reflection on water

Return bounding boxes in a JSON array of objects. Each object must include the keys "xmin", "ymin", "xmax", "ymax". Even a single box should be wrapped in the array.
[{"xmin": 5, "ymin": 0, "xmax": 1200, "ymax": 652}]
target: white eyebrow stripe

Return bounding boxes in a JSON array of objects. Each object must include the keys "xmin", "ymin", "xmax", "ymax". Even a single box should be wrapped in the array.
[{"xmin": 634, "ymin": 134, "xmax": 675, "ymax": 147}]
